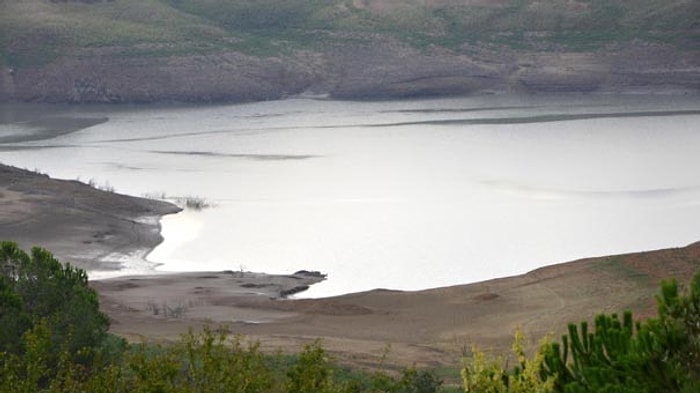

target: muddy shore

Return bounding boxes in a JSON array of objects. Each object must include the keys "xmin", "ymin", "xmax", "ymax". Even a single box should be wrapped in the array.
[
  {"xmin": 1, "ymin": 162, "xmax": 698, "ymax": 371},
  {"xmin": 0, "ymin": 163, "xmax": 181, "ymax": 272}
]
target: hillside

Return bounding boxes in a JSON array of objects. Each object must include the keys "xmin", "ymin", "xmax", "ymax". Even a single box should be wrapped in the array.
[
  {"xmin": 93, "ymin": 242, "xmax": 700, "ymax": 372},
  {"xmin": 0, "ymin": 0, "xmax": 698, "ymax": 103}
]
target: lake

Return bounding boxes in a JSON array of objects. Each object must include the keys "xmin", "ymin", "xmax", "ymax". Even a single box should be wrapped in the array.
[{"xmin": 1, "ymin": 94, "xmax": 699, "ymax": 297}]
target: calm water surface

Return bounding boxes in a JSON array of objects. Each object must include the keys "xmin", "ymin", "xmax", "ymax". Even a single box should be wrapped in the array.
[{"xmin": 1, "ymin": 95, "xmax": 699, "ymax": 297}]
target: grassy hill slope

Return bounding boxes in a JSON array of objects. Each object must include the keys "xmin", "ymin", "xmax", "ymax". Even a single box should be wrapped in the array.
[{"xmin": 0, "ymin": 0, "xmax": 698, "ymax": 102}]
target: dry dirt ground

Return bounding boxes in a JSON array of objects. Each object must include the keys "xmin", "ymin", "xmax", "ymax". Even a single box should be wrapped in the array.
[
  {"xmin": 2, "ymin": 163, "xmax": 699, "ymax": 375},
  {"xmin": 0, "ymin": 163, "xmax": 180, "ymax": 271},
  {"xmin": 93, "ymin": 244, "xmax": 700, "ymax": 374}
]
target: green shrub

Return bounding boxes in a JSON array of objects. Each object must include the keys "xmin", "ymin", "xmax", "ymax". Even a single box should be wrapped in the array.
[
  {"xmin": 124, "ymin": 327, "xmax": 274, "ymax": 393},
  {"xmin": 461, "ymin": 329, "xmax": 554, "ymax": 393},
  {"xmin": 461, "ymin": 267, "xmax": 700, "ymax": 393},
  {"xmin": 395, "ymin": 367, "xmax": 443, "ymax": 393},
  {"xmin": 0, "ymin": 241, "xmax": 109, "ymax": 365},
  {"xmin": 285, "ymin": 340, "xmax": 342, "ymax": 393},
  {"xmin": 541, "ymin": 268, "xmax": 700, "ymax": 393}
]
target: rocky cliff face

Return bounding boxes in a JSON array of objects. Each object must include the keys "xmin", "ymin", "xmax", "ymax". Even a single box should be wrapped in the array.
[
  {"xmin": 8, "ymin": 50, "xmax": 319, "ymax": 103},
  {"xmin": 2, "ymin": 40, "xmax": 698, "ymax": 104}
]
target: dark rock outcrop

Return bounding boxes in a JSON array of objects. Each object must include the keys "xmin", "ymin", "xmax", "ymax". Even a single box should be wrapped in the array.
[{"xmin": 3, "ymin": 41, "xmax": 699, "ymax": 104}]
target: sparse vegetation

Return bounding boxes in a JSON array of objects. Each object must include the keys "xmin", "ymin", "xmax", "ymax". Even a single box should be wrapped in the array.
[
  {"xmin": 142, "ymin": 192, "xmax": 210, "ymax": 210},
  {"xmin": 182, "ymin": 196, "xmax": 210, "ymax": 210},
  {"xmin": 142, "ymin": 191, "xmax": 167, "ymax": 200},
  {"xmin": 86, "ymin": 177, "xmax": 116, "ymax": 193},
  {"xmin": 146, "ymin": 299, "xmax": 190, "ymax": 318}
]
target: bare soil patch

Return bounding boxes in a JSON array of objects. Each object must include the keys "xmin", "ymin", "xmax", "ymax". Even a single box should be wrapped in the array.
[{"xmin": 0, "ymin": 163, "xmax": 180, "ymax": 271}]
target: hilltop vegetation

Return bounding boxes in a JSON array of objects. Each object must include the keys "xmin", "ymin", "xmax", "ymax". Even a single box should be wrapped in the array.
[
  {"xmin": 0, "ymin": 0, "xmax": 698, "ymax": 102},
  {"xmin": 1, "ymin": 0, "xmax": 697, "ymax": 64}
]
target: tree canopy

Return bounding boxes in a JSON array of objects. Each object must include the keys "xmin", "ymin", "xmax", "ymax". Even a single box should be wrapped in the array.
[{"xmin": 0, "ymin": 241, "xmax": 109, "ymax": 361}]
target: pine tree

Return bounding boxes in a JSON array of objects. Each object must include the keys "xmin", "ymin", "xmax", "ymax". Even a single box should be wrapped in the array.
[{"xmin": 541, "ymin": 268, "xmax": 700, "ymax": 393}]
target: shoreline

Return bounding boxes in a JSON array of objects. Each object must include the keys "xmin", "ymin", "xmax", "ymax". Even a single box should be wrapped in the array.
[
  {"xmin": 0, "ymin": 162, "xmax": 328, "ymax": 296},
  {"xmin": 1, "ymin": 158, "xmax": 698, "ymax": 292},
  {"xmin": 0, "ymin": 162, "xmax": 181, "ymax": 273},
  {"xmin": 1, "ymin": 89, "xmax": 699, "ymax": 110},
  {"xmin": 2, "ymin": 162, "xmax": 699, "ymax": 369}
]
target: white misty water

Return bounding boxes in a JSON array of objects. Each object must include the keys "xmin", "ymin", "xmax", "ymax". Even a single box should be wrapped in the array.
[{"xmin": 1, "ymin": 95, "xmax": 699, "ymax": 297}]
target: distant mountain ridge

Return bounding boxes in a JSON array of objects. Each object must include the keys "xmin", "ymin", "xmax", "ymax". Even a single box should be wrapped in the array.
[{"xmin": 0, "ymin": 0, "xmax": 698, "ymax": 103}]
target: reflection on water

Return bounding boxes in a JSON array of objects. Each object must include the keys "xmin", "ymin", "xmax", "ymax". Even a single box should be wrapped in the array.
[
  {"xmin": 151, "ymin": 150, "xmax": 318, "ymax": 161},
  {"xmin": 1, "ymin": 95, "xmax": 699, "ymax": 297}
]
